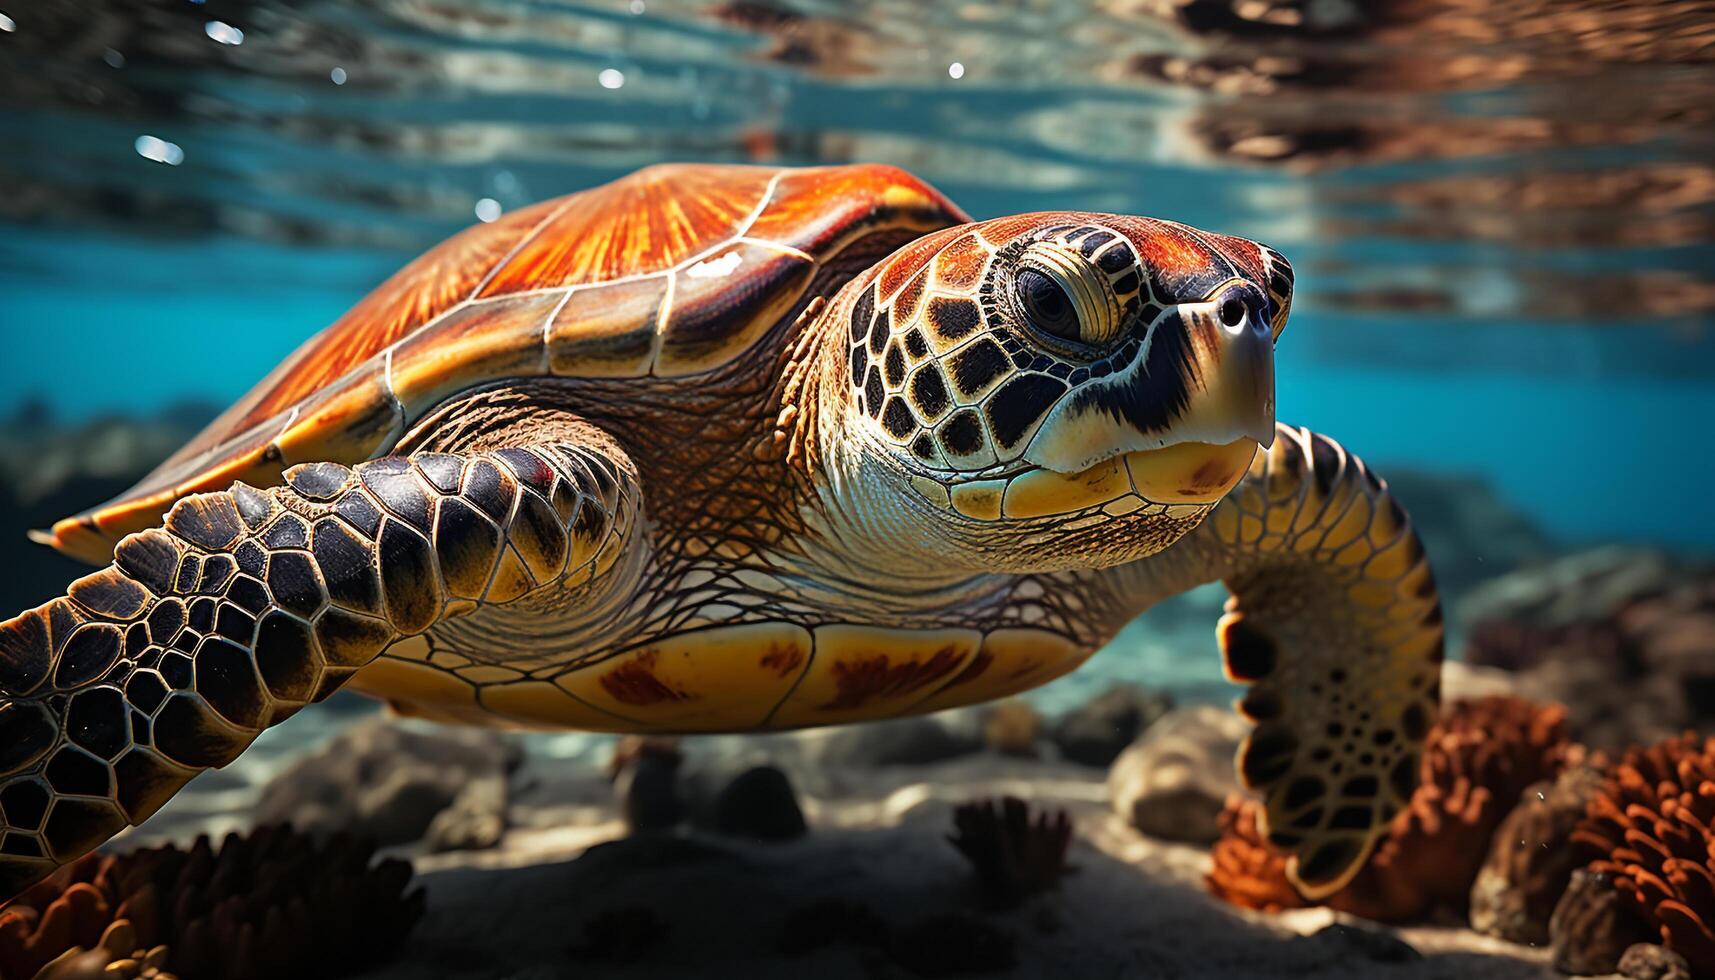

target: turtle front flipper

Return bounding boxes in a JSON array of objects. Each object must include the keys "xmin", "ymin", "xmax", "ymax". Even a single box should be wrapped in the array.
[
  {"xmin": 0, "ymin": 441, "xmax": 637, "ymax": 901},
  {"xmin": 1190, "ymin": 423, "xmax": 1443, "ymax": 898}
]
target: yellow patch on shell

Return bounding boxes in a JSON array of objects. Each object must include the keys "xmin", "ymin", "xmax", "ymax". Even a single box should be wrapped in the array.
[
  {"xmin": 456, "ymin": 665, "xmax": 525, "ymax": 684},
  {"xmin": 555, "ymin": 622, "xmax": 813, "ymax": 731},
  {"xmin": 880, "ymin": 182, "xmax": 935, "ymax": 213},
  {"xmin": 39, "ymin": 515, "xmax": 124, "ymax": 566},
  {"xmin": 479, "ymin": 680, "xmax": 636, "ymax": 731},
  {"xmin": 768, "ymin": 624, "xmax": 981, "ymax": 728},
  {"xmin": 85, "ymin": 494, "xmax": 175, "ymax": 558},
  {"xmin": 912, "ymin": 628, "xmax": 1088, "ymax": 713},
  {"xmin": 184, "ymin": 450, "xmax": 289, "ymax": 510},
  {"xmin": 349, "ymin": 652, "xmax": 492, "ymax": 725}
]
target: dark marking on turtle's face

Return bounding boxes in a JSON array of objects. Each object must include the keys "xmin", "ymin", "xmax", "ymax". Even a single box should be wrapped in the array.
[
  {"xmin": 837, "ymin": 212, "xmax": 1290, "ymax": 566},
  {"xmin": 846, "ymin": 213, "xmax": 1288, "ymax": 477}
]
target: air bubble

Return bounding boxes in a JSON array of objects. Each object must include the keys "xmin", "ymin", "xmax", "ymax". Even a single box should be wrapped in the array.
[
  {"xmin": 134, "ymin": 135, "xmax": 184, "ymax": 166},
  {"xmin": 204, "ymin": 20, "xmax": 243, "ymax": 45}
]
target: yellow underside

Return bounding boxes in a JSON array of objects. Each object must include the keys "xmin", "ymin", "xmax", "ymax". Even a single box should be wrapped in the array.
[{"xmin": 348, "ymin": 621, "xmax": 1088, "ymax": 732}]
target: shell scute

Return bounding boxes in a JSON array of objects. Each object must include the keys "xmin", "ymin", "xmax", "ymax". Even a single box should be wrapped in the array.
[
  {"xmin": 390, "ymin": 292, "xmax": 560, "ymax": 415},
  {"xmin": 50, "ymin": 163, "xmax": 968, "ymax": 564},
  {"xmin": 210, "ymin": 199, "xmax": 559, "ymax": 458},
  {"xmin": 748, "ymin": 164, "xmax": 958, "ymax": 256},
  {"xmin": 477, "ymin": 163, "xmax": 777, "ymax": 297},
  {"xmin": 546, "ymin": 276, "xmax": 667, "ymax": 379},
  {"xmin": 656, "ymin": 241, "xmax": 816, "ymax": 378}
]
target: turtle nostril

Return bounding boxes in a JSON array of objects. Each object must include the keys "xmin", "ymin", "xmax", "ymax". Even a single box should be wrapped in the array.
[{"xmin": 1219, "ymin": 297, "xmax": 1247, "ymax": 329}]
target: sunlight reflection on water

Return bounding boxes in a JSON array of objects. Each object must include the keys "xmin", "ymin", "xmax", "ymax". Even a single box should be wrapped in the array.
[{"xmin": 1, "ymin": 0, "xmax": 1712, "ymax": 553}]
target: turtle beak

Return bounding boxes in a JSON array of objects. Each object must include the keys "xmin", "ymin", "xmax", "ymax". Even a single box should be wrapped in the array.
[
  {"xmin": 1022, "ymin": 285, "xmax": 1276, "ymax": 474},
  {"xmin": 1169, "ymin": 288, "xmax": 1277, "ymax": 450}
]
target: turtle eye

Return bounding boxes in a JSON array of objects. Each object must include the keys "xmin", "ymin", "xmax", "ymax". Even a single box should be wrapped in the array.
[
  {"xmin": 1016, "ymin": 269, "xmax": 1078, "ymax": 341},
  {"xmin": 1013, "ymin": 242, "xmax": 1123, "ymax": 353}
]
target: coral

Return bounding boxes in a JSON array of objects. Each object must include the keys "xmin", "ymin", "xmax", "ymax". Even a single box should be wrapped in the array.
[
  {"xmin": 0, "ymin": 897, "xmax": 173, "ymax": 980},
  {"xmin": 1571, "ymin": 732, "xmax": 1715, "ymax": 975},
  {"xmin": 1207, "ymin": 794, "xmax": 1308, "ymax": 913},
  {"xmin": 0, "ymin": 825, "xmax": 422, "ymax": 980},
  {"xmin": 1206, "ymin": 696, "xmax": 1572, "ymax": 921},
  {"xmin": 30, "ymin": 945, "xmax": 173, "ymax": 980},
  {"xmin": 948, "ymin": 797, "xmax": 1073, "ymax": 909}
]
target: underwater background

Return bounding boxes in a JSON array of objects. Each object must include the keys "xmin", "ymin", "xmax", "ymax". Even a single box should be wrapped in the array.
[
  {"xmin": 4, "ymin": 4, "xmax": 1715, "ymax": 979},
  {"xmin": 1, "ymin": 0, "xmax": 1712, "ymax": 709}
]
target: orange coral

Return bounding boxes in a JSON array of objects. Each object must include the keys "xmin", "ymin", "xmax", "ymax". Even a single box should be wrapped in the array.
[
  {"xmin": 1571, "ymin": 732, "xmax": 1715, "ymax": 975},
  {"xmin": 0, "ymin": 860, "xmax": 172, "ymax": 980},
  {"xmin": 1207, "ymin": 696, "xmax": 1572, "ymax": 921},
  {"xmin": 1208, "ymin": 795, "xmax": 1306, "ymax": 913},
  {"xmin": 1, "ymin": 825, "xmax": 421, "ymax": 980}
]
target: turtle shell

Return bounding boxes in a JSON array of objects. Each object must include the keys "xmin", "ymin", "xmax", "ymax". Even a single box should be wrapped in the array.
[{"xmin": 45, "ymin": 163, "xmax": 967, "ymax": 563}]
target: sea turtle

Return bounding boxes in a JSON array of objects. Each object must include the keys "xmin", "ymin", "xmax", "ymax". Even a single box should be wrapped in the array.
[{"xmin": 0, "ymin": 163, "xmax": 1441, "ymax": 904}]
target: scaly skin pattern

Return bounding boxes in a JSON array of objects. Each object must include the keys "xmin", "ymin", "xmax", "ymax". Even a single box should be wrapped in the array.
[
  {"xmin": 0, "ymin": 173, "xmax": 1439, "ymax": 904},
  {"xmin": 0, "ymin": 443, "xmax": 630, "ymax": 897},
  {"xmin": 1083, "ymin": 424, "xmax": 1443, "ymax": 896}
]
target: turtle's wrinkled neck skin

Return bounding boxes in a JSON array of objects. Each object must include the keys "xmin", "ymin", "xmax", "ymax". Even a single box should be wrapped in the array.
[{"xmin": 778, "ymin": 284, "xmax": 1003, "ymax": 593}]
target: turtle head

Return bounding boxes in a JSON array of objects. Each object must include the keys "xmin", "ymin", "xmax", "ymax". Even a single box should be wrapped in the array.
[{"xmin": 826, "ymin": 212, "xmax": 1292, "ymax": 572}]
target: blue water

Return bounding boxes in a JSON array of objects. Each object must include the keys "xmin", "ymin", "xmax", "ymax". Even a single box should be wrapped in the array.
[{"xmin": 3, "ymin": 0, "xmax": 1713, "ymax": 558}]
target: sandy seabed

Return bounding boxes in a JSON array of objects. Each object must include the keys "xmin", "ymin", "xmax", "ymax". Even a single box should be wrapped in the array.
[{"xmin": 348, "ymin": 754, "xmax": 1567, "ymax": 980}]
